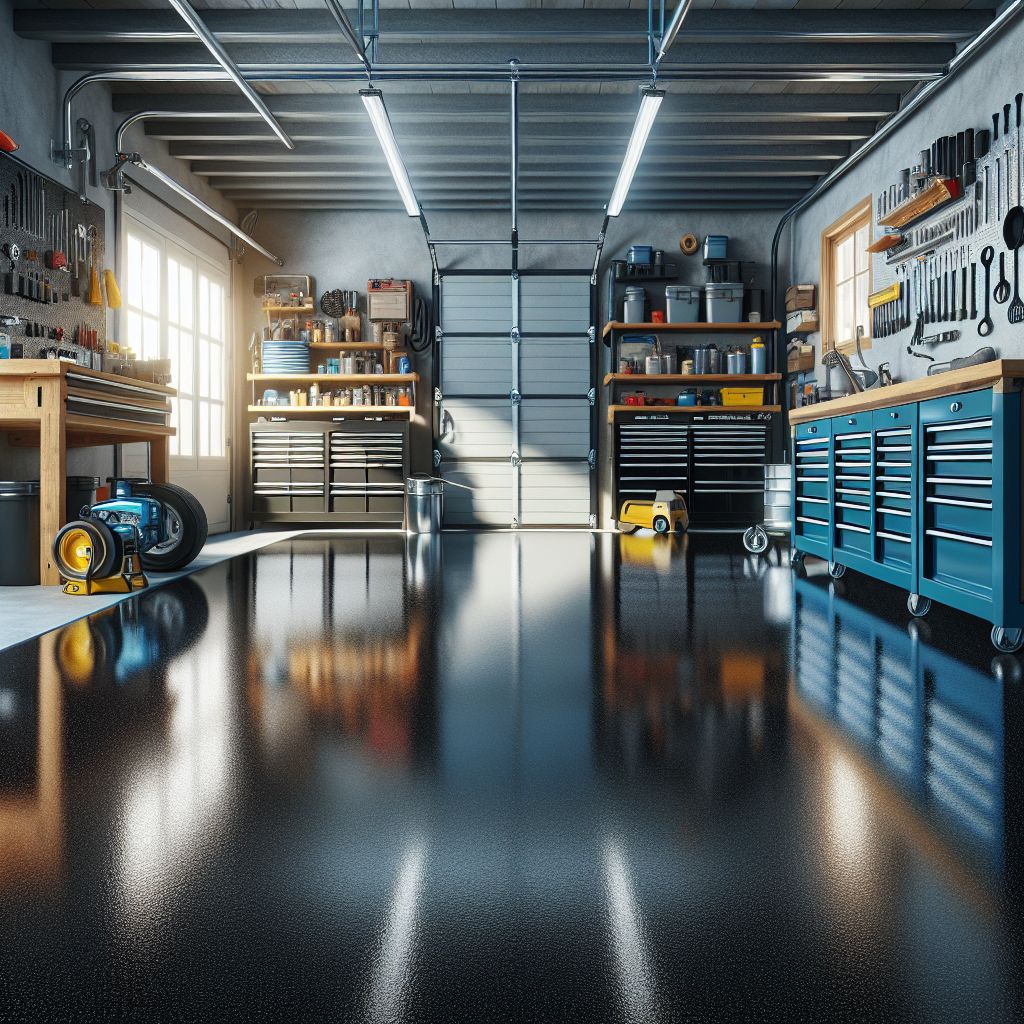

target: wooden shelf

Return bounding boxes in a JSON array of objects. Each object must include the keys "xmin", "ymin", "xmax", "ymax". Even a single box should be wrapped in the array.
[
  {"xmin": 261, "ymin": 303, "xmax": 314, "ymax": 314},
  {"xmin": 604, "ymin": 372, "xmax": 781, "ymax": 386},
  {"xmin": 603, "ymin": 321, "xmax": 780, "ymax": 339},
  {"xmin": 248, "ymin": 372, "xmax": 419, "ymax": 383},
  {"xmin": 249, "ymin": 405, "xmax": 414, "ymax": 418},
  {"xmin": 609, "ymin": 404, "xmax": 780, "ymax": 422},
  {"xmin": 307, "ymin": 342, "xmax": 383, "ymax": 350}
]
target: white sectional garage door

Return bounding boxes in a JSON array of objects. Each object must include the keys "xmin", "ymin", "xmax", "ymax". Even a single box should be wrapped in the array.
[{"xmin": 438, "ymin": 273, "xmax": 594, "ymax": 527}]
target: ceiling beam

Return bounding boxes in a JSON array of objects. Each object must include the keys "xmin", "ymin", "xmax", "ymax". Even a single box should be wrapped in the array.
[
  {"xmin": 15, "ymin": 8, "xmax": 991, "ymax": 45},
  {"xmin": 49, "ymin": 41, "xmax": 953, "ymax": 77},
  {"xmin": 148, "ymin": 120, "xmax": 874, "ymax": 143},
  {"xmin": 171, "ymin": 141, "xmax": 851, "ymax": 163},
  {"xmin": 111, "ymin": 91, "xmax": 902, "ymax": 122}
]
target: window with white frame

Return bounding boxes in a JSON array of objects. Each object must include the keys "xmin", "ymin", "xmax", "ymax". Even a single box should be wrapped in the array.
[{"xmin": 122, "ymin": 217, "xmax": 228, "ymax": 463}]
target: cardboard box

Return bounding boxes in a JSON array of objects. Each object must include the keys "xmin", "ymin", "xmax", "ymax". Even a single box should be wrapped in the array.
[
  {"xmin": 785, "ymin": 284, "xmax": 816, "ymax": 312},
  {"xmin": 788, "ymin": 343, "xmax": 815, "ymax": 373},
  {"xmin": 786, "ymin": 309, "xmax": 819, "ymax": 335}
]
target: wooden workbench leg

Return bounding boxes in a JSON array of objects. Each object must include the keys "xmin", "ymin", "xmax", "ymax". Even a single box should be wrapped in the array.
[
  {"xmin": 149, "ymin": 435, "xmax": 170, "ymax": 484},
  {"xmin": 39, "ymin": 379, "xmax": 67, "ymax": 586}
]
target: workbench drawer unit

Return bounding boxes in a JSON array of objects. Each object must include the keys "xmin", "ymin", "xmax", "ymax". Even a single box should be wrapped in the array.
[
  {"xmin": 793, "ymin": 420, "xmax": 831, "ymax": 559},
  {"xmin": 918, "ymin": 390, "xmax": 1005, "ymax": 622},
  {"xmin": 872, "ymin": 403, "xmax": 918, "ymax": 590},
  {"xmin": 831, "ymin": 412, "xmax": 873, "ymax": 570},
  {"xmin": 690, "ymin": 422, "xmax": 767, "ymax": 520},
  {"xmin": 247, "ymin": 419, "xmax": 410, "ymax": 525},
  {"xmin": 791, "ymin": 385, "xmax": 1023, "ymax": 642}
]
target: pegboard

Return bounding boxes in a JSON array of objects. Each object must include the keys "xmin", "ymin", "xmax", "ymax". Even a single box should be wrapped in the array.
[
  {"xmin": 0, "ymin": 150, "xmax": 107, "ymax": 357},
  {"xmin": 871, "ymin": 105, "xmax": 1021, "ymax": 352}
]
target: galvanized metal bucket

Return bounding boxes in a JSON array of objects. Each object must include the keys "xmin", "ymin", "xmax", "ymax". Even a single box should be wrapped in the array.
[
  {"xmin": 762, "ymin": 464, "xmax": 793, "ymax": 533},
  {"xmin": 405, "ymin": 474, "xmax": 444, "ymax": 534}
]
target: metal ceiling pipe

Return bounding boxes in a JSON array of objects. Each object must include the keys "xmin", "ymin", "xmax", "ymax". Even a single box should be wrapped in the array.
[
  {"xmin": 115, "ymin": 153, "xmax": 284, "ymax": 264},
  {"xmin": 769, "ymin": 0, "xmax": 1022, "ymax": 357},
  {"xmin": 164, "ymin": 0, "xmax": 295, "ymax": 150},
  {"xmin": 324, "ymin": 0, "xmax": 371, "ymax": 74},
  {"xmin": 656, "ymin": 0, "xmax": 695, "ymax": 63}
]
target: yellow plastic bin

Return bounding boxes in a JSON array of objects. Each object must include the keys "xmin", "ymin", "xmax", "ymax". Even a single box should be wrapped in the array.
[{"xmin": 720, "ymin": 388, "xmax": 764, "ymax": 406}]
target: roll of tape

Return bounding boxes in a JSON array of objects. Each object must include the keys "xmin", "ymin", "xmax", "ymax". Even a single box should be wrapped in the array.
[{"xmin": 680, "ymin": 234, "xmax": 698, "ymax": 255}]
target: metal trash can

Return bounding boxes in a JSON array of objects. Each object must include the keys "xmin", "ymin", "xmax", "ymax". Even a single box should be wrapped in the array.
[
  {"xmin": 0, "ymin": 482, "xmax": 41, "ymax": 586},
  {"xmin": 763, "ymin": 464, "xmax": 793, "ymax": 533},
  {"xmin": 405, "ymin": 474, "xmax": 444, "ymax": 534},
  {"xmin": 66, "ymin": 476, "xmax": 100, "ymax": 522}
]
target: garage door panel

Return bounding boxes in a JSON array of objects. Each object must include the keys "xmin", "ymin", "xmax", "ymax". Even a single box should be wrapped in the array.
[
  {"xmin": 441, "ymin": 277, "xmax": 513, "ymax": 334},
  {"xmin": 521, "ymin": 399, "xmax": 590, "ymax": 459},
  {"xmin": 520, "ymin": 278, "xmax": 591, "ymax": 334},
  {"xmin": 442, "ymin": 337, "xmax": 512, "ymax": 395},
  {"xmin": 439, "ymin": 399, "xmax": 512, "ymax": 461},
  {"xmin": 520, "ymin": 462, "xmax": 591, "ymax": 525},
  {"xmin": 520, "ymin": 337, "xmax": 591, "ymax": 394},
  {"xmin": 441, "ymin": 462, "xmax": 513, "ymax": 526}
]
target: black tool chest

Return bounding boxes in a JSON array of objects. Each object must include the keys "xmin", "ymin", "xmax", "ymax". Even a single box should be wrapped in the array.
[
  {"xmin": 613, "ymin": 409, "xmax": 773, "ymax": 526},
  {"xmin": 247, "ymin": 419, "xmax": 410, "ymax": 526}
]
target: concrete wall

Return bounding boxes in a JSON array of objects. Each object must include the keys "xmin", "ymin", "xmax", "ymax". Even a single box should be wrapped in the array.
[
  {"xmin": 237, "ymin": 207, "xmax": 782, "ymax": 527},
  {"xmin": 784, "ymin": 15, "xmax": 1024, "ymax": 388},
  {"xmin": 0, "ymin": 0, "xmax": 238, "ymax": 487}
]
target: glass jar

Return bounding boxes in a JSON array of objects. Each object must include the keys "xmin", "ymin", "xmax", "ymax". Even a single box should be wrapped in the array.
[{"xmin": 312, "ymin": 320, "xmax": 324, "ymax": 344}]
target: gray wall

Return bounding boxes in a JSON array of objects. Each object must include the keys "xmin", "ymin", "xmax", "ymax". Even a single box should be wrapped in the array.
[
  {"xmin": 0, "ymin": 0, "xmax": 238, "ymax": 487},
  {"xmin": 238, "ymin": 207, "xmax": 782, "ymax": 526},
  {"xmin": 785, "ymin": 16, "xmax": 1024, "ymax": 387}
]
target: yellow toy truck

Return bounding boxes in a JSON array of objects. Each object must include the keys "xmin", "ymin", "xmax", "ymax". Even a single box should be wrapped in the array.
[{"xmin": 618, "ymin": 490, "xmax": 689, "ymax": 534}]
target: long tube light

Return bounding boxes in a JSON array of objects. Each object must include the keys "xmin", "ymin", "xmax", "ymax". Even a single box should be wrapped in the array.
[
  {"xmin": 607, "ymin": 88, "xmax": 663, "ymax": 217},
  {"xmin": 165, "ymin": 0, "xmax": 295, "ymax": 151},
  {"xmin": 360, "ymin": 89, "xmax": 420, "ymax": 216},
  {"xmin": 121, "ymin": 154, "xmax": 283, "ymax": 265}
]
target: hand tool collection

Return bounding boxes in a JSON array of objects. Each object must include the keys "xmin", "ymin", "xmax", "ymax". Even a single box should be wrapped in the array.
[
  {"xmin": 872, "ymin": 90, "xmax": 1024, "ymax": 343},
  {"xmin": 1, "ymin": 150, "xmax": 106, "ymax": 360}
]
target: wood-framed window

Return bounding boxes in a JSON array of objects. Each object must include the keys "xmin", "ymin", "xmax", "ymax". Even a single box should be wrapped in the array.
[{"xmin": 820, "ymin": 196, "xmax": 872, "ymax": 354}]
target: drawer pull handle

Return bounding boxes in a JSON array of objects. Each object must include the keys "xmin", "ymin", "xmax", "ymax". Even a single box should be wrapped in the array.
[
  {"xmin": 925, "ymin": 496, "xmax": 994, "ymax": 509},
  {"xmin": 809, "ymin": 426, "xmax": 817, "ymax": 434},
  {"xmin": 848, "ymin": 418, "xmax": 856, "ymax": 424},
  {"xmin": 877, "ymin": 530, "xmax": 911, "ymax": 543},
  {"xmin": 925, "ymin": 528, "xmax": 993, "ymax": 547},
  {"xmin": 950, "ymin": 401, "xmax": 963, "ymax": 412},
  {"xmin": 835, "ymin": 522, "xmax": 870, "ymax": 534},
  {"xmin": 890, "ymin": 412, "xmax": 899, "ymax": 419}
]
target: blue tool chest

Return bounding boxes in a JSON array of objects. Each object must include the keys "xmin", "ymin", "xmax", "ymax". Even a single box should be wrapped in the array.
[{"xmin": 791, "ymin": 382, "xmax": 1023, "ymax": 651}]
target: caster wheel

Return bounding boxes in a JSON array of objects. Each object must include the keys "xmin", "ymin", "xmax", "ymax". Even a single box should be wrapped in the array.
[
  {"xmin": 828, "ymin": 561, "xmax": 846, "ymax": 579},
  {"xmin": 791, "ymin": 550, "xmax": 807, "ymax": 577},
  {"xmin": 743, "ymin": 526, "xmax": 769, "ymax": 555},
  {"xmin": 991, "ymin": 626, "xmax": 1024, "ymax": 653},
  {"xmin": 907, "ymin": 593, "xmax": 931, "ymax": 617}
]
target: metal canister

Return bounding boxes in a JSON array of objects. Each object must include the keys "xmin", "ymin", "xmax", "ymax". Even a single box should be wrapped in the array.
[
  {"xmin": 645, "ymin": 355, "xmax": 662, "ymax": 375},
  {"xmin": 693, "ymin": 345, "xmax": 708, "ymax": 374},
  {"xmin": 405, "ymin": 474, "xmax": 444, "ymax": 533},
  {"xmin": 706, "ymin": 344, "xmax": 721, "ymax": 374},
  {"xmin": 751, "ymin": 339, "xmax": 767, "ymax": 374}
]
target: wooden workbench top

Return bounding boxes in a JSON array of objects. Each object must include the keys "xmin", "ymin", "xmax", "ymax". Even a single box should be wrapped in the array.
[
  {"xmin": 788, "ymin": 360, "xmax": 1024, "ymax": 425},
  {"xmin": 0, "ymin": 359, "xmax": 176, "ymax": 395}
]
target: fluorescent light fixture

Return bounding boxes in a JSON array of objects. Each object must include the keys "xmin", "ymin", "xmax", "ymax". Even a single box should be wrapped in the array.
[
  {"xmin": 607, "ymin": 88, "xmax": 664, "ymax": 218},
  {"xmin": 360, "ymin": 89, "xmax": 420, "ymax": 217}
]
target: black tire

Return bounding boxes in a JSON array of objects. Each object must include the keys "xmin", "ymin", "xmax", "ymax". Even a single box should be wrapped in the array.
[
  {"xmin": 653, "ymin": 516, "xmax": 669, "ymax": 534},
  {"xmin": 53, "ymin": 519, "xmax": 122, "ymax": 580},
  {"xmin": 135, "ymin": 483, "xmax": 209, "ymax": 572}
]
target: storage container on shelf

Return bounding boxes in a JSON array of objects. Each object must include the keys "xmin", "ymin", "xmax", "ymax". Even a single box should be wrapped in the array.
[
  {"xmin": 703, "ymin": 235, "xmax": 728, "ymax": 260},
  {"xmin": 627, "ymin": 246, "xmax": 653, "ymax": 265},
  {"xmin": 665, "ymin": 285, "xmax": 700, "ymax": 323},
  {"xmin": 623, "ymin": 286, "xmax": 646, "ymax": 323},
  {"xmin": 705, "ymin": 283, "xmax": 745, "ymax": 323}
]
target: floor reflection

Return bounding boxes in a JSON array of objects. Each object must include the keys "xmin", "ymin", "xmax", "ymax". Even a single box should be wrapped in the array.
[
  {"xmin": 793, "ymin": 576, "xmax": 1019, "ymax": 878},
  {"xmin": 0, "ymin": 532, "xmax": 1019, "ymax": 1020}
]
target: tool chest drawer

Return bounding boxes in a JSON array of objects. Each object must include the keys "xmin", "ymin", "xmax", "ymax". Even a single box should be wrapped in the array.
[
  {"xmin": 793, "ymin": 419, "xmax": 831, "ymax": 557},
  {"xmin": 872, "ymin": 403, "xmax": 917, "ymax": 582}
]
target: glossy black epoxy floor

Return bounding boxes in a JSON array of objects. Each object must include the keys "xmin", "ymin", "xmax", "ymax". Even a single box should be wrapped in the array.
[{"xmin": 0, "ymin": 532, "xmax": 1020, "ymax": 1021}]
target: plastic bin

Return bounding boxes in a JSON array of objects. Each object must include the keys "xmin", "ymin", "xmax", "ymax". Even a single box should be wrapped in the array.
[
  {"xmin": 0, "ymin": 482, "xmax": 40, "ymax": 586},
  {"xmin": 704, "ymin": 235, "xmax": 728, "ymax": 260},
  {"xmin": 627, "ymin": 246, "xmax": 653, "ymax": 265},
  {"xmin": 665, "ymin": 286, "xmax": 700, "ymax": 323},
  {"xmin": 705, "ymin": 283, "xmax": 745, "ymax": 323},
  {"xmin": 66, "ymin": 476, "xmax": 100, "ymax": 522},
  {"xmin": 720, "ymin": 388, "xmax": 764, "ymax": 406},
  {"xmin": 623, "ymin": 286, "xmax": 646, "ymax": 324}
]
